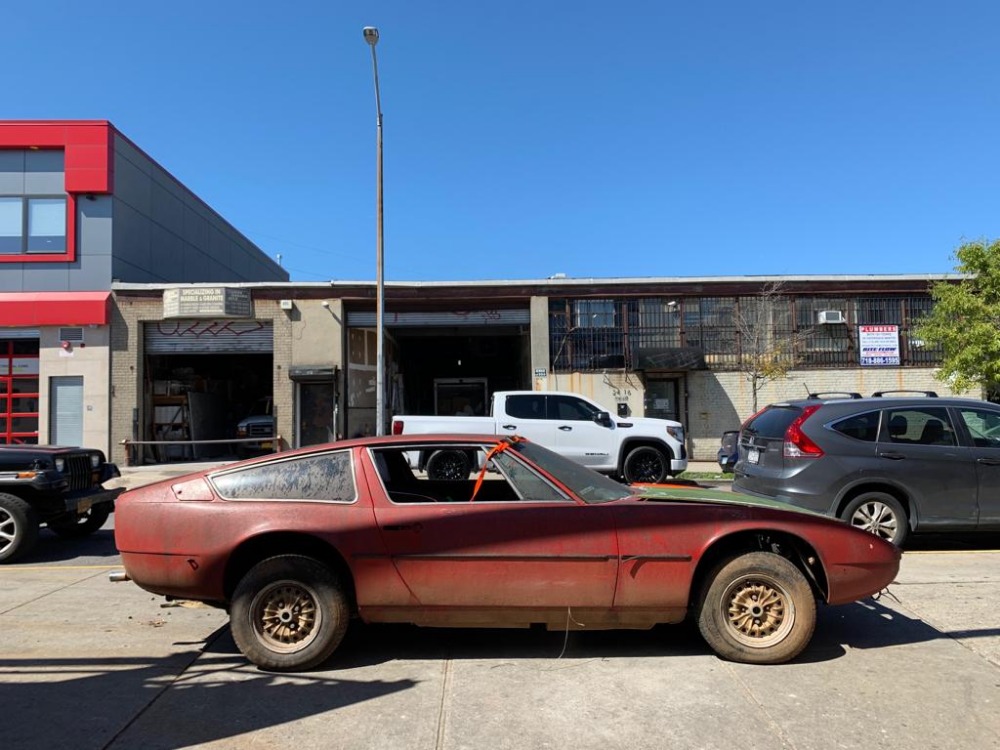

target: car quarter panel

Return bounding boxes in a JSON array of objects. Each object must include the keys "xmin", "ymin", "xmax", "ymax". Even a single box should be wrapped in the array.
[{"xmin": 115, "ymin": 466, "xmax": 411, "ymax": 605}]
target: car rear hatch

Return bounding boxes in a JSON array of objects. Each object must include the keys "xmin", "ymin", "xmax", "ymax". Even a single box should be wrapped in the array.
[{"xmin": 736, "ymin": 404, "xmax": 808, "ymax": 491}]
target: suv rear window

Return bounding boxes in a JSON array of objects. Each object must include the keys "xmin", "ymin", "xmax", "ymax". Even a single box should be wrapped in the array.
[
  {"xmin": 743, "ymin": 406, "xmax": 802, "ymax": 438},
  {"xmin": 830, "ymin": 410, "xmax": 880, "ymax": 442}
]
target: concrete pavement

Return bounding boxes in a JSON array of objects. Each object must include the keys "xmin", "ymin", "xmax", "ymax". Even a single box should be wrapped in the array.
[{"xmin": 1, "ymin": 519, "xmax": 999, "ymax": 749}]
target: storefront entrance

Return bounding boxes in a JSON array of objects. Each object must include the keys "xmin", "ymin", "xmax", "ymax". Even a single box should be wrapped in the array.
[{"xmin": 0, "ymin": 337, "xmax": 40, "ymax": 444}]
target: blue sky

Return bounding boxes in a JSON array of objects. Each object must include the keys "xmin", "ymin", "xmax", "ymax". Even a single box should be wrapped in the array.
[{"xmin": 8, "ymin": 2, "xmax": 1000, "ymax": 282}]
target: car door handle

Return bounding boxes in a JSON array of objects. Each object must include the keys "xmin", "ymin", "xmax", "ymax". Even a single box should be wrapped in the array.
[
  {"xmin": 559, "ymin": 425, "xmax": 572, "ymax": 431},
  {"xmin": 384, "ymin": 523, "xmax": 423, "ymax": 532},
  {"xmin": 977, "ymin": 457, "xmax": 1000, "ymax": 466},
  {"xmin": 878, "ymin": 452, "xmax": 907, "ymax": 460},
  {"xmin": 502, "ymin": 424, "xmax": 517, "ymax": 430}
]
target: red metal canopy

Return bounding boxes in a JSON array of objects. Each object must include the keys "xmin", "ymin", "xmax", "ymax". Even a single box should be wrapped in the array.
[{"xmin": 0, "ymin": 292, "xmax": 112, "ymax": 326}]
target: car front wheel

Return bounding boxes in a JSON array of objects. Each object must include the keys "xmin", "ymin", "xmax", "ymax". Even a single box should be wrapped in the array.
[
  {"xmin": 230, "ymin": 555, "xmax": 350, "ymax": 672},
  {"xmin": 0, "ymin": 492, "xmax": 40, "ymax": 563},
  {"xmin": 622, "ymin": 446, "xmax": 669, "ymax": 484},
  {"xmin": 841, "ymin": 492, "xmax": 908, "ymax": 546},
  {"xmin": 697, "ymin": 551, "xmax": 816, "ymax": 665}
]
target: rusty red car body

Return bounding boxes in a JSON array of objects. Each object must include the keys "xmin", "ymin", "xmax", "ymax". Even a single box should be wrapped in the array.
[{"xmin": 114, "ymin": 434, "xmax": 900, "ymax": 671}]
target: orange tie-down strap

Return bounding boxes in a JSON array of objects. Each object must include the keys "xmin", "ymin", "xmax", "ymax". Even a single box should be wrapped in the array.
[{"xmin": 470, "ymin": 439, "xmax": 515, "ymax": 502}]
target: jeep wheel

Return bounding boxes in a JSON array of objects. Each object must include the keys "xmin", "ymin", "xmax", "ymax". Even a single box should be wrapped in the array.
[
  {"xmin": 0, "ymin": 492, "xmax": 41, "ymax": 563},
  {"xmin": 841, "ymin": 492, "xmax": 908, "ymax": 547},
  {"xmin": 47, "ymin": 505, "xmax": 111, "ymax": 539},
  {"xmin": 622, "ymin": 446, "xmax": 669, "ymax": 484}
]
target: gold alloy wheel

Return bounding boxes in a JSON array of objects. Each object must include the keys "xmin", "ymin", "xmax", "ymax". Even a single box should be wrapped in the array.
[
  {"xmin": 250, "ymin": 580, "xmax": 323, "ymax": 654},
  {"xmin": 721, "ymin": 574, "xmax": 795, "ymax": 648}
]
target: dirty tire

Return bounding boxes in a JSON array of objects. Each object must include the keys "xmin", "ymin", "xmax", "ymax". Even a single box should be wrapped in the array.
[
  {"xmin": 47, "ymin": 505, "xmax": 111, "ymax": 539},
  {"xmin": 231, "ymin": 555, "xmax": 349, "ymax": 672},
  {"xmin": 0, "ymin": 492, "xmax": 40, "ymax": 564},
  {"xmin": 426, "ymin": 450, "xmax": 472, "ymax": 481},
  {"xmin": 697, "ymin": 551, "xmax": 816, "ymax": 665},
  {"xmin": 841, "ymin": 492, "xmax": 908, "ymax": 547},
  {"xmin": 622, "ymin": 446, "xmax": 669, "ymax": 484}
]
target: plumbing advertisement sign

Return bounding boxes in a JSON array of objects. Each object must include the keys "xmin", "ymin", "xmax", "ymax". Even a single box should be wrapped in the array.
[{"xmin": 859, "ymin": 324, "xmax": 900, "ymax": 366}]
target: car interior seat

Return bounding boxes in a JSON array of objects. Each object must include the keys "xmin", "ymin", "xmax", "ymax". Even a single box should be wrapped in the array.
[
  {"xmin": 918, "ymin": 418, "xmax": 952, "ymax": 446},
  {"xmin": 888, "ymin": 414, "xmax": 909, "ymax": 442}
]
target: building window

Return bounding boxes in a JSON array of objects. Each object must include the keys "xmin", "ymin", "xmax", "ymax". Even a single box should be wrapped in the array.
[{"xmin": 0, "ymin": 195, "xmax": 67, "ymax": 254}]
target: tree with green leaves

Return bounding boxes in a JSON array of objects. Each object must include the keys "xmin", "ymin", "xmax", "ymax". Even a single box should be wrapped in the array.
[{"xmin": 915, "ymin": 239, "xmax": 1000, "ymax": 393}]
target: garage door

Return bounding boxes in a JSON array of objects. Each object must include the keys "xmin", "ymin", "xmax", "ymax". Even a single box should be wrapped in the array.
[{"xmin": 144, "ymin": 321, "xmax": 273, "ymax": 354}]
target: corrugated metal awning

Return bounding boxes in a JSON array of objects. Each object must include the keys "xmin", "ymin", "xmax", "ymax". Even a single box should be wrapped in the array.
[
  {"xmin": 144, "ymin": 320, "xmax": 273, "ymax": 354},
  {"xmin": 347, "ymin": 309, "xmax": 530, "ymax": 327}
]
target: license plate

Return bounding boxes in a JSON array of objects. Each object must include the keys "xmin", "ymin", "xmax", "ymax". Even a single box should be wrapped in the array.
[
  {"xmin": 747, "ymin": 447, "xmax": 760, "ymax": 465},
  {"xmin": 260, "ymin": 441, "xmax": 273, "ymax": 450}
]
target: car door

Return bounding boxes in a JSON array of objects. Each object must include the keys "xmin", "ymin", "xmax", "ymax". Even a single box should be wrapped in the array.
[
  {"xmin": 954, "ymin": 405, "xmax": 1000, "ymax": 528},
  {"xmin": 366, "ymin": 446, "xmax": 618, "ymax": 609},
  {"xmin": 876, "ymin": 406, "xmax": 978, "ymax": 530},
  {"xmin": 549, "ymin": 394, "xmax": 614, "ymax": 469},
  {"xmin": 498, "ymin": 394, "xmax": 558, "ymax": 446}
]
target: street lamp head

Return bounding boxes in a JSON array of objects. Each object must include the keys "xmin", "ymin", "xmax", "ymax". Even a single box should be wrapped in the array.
[{"xmin": 363, "ymin": 26, "xmax": 379, "ymax": 46}]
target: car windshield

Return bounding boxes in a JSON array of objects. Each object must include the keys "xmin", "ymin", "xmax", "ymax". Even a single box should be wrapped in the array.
[{"xmin": 510, "ymin": 439, "xmax": 631, "ymax": 504}]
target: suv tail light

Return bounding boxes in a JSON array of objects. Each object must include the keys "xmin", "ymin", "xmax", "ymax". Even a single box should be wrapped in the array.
[{"xmin": 784, "ymin": 405, "xmax": 824, "ymax": 458}]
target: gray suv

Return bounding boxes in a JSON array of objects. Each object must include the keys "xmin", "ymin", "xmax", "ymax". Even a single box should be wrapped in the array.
[{"xmin": 732, "ymin": 391, "xmax": 1000, "ymax": 546}]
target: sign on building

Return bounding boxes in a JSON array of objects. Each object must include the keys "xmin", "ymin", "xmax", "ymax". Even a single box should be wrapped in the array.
[
  {"xmin": 859, "ymin": 324, "xmax": 901, "ymax": 366},
  {"xmin": 163, "ymin": 288, "xmax": 252, "ymax": 319}
]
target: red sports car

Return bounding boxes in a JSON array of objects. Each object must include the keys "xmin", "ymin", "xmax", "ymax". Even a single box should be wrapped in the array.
[{"xmin": 113, "ymin": 435, "xmax": 900, "ymax": 671}]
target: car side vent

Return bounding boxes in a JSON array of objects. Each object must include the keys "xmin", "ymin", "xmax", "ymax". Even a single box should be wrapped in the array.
[{"xmin": 816, "ymin": 310, "xmax": 845, "ymax": 324}]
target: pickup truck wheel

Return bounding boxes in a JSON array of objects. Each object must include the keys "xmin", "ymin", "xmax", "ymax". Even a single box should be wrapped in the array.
[
  {"xmin": 0, "ymin": 492, "xmax": 40, "ymax": 563},
  {"xmin": 231, "ymin": 555, "xmax": 350, "ymax": 672},
  {"xmin": 426, "ymin": 450, "xmax": 472, "ymax": 481},
  {"xmin": 623, "ymin": 446, "xmax": 669, "ymax": 484},
  {"xmin": 47, "ymin": 505, "xmax": 111, "ymax": 539}
]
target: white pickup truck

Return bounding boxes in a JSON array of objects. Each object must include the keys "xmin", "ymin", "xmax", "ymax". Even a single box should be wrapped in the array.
[{"xmin": 391, "ymin": 390, "xmax": 687, "ymax": 484}]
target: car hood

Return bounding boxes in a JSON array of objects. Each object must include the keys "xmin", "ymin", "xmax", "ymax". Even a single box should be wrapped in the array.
[{"xmin": 628, "ymin": 483, "xmax": 823, "ymax": 517}]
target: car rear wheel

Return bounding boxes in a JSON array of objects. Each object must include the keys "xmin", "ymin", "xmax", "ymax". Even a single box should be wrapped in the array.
[
  {"xmin": 697, "ymin": 551, "xmax": 816, "ymax": 664},
  {"xmin": 426, "ymin": 449, "xmax": 472, "ymax": 481},
  {"xmin": 622, "ymin": 446, "xmax": 669, "ymax": 484},
  {"xmin": 0, "ymin": 492, "xmax": 40, "ymax": 564},
  {"xmin": 47, "ymin": 505, "xmax": 111, "ymax": 539},
  {"xmin": 841, "ymin": 492, "xmax": 908, "ymax": 547},
  {"xmin": 231, "ymin": 555, "xmax": 350, "ymax": 672}
]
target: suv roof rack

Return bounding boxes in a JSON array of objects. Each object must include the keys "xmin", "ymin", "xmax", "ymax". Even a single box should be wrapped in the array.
[
  {"xmin": 807, "ymin": 392, "xmax": 863, "ymax": 400},
  {"xmin": 871, "ymin": 390, "xmax": 938, "ymax": 398}
]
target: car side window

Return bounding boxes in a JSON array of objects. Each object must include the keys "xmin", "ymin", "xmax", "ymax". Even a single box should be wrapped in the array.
[
  {"xmin": 211, "ymin": 451, "xmax": 356, "ymax": 502},
  {"xmin": 506, "ymin": 395, "xmax": 546, "ymax": 420},
  {"xmin": 830, "ymin": 411, "xmax": 880, "ymax": 442},
  {"xmin": 882, "ymin": 408, "xmax": 957, "ymax": 446},
  {"xmin": 550, "ymin": 395, "xmax": 598, "ymax": 421},
  {"xmin": 958, "ymin": 408, "xmax": 1000, "ymax": 448}
]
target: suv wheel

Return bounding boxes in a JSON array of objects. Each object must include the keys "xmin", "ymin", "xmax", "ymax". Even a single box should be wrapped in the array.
[
  {"xmin": 841, "ymin": 492, "xmax": 908, "ymax": 547},
  {"xmin": 0, "ymin": 492, "xmax": 40, "ymax": 563}
]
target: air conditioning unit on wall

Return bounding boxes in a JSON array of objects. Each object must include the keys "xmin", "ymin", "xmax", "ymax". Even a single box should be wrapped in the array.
[{"xmin": 817, "ymin": 310, "xmax": 845, "ymax": 324}]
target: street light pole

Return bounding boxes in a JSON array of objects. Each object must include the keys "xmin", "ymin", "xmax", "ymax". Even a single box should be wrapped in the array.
[{"xmin": 363, "ymin": 26, "xmax": 386, "ymax": 435}]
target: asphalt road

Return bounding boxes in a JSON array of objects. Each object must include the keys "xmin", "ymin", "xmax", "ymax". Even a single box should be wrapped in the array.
[{"xmin": 2, "ymin": 517, "xmax": 999, "ymax": 750}]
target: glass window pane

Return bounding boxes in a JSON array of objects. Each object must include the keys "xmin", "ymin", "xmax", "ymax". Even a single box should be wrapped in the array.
[
  {"xmin": 0, "ymin": 197, "xmax": 22, "ymax": 254},
  {"xmin": 212, "ymin": 451, "xmax": 356, "ymax": 502},
  {"xmin": 27, "ymin": 197, "xmax": 66, "ymax": 253},
  {"xmin": 12, "ymin": 378, "xmax": 39, "ymax": 395}
]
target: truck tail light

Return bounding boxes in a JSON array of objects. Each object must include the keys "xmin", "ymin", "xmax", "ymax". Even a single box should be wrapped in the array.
[
  {"xmin": 783, "ymin": 405, "xmax": 824, "ymax": 458},
  {"xmin": 392, "ymin": 421, "xmax": 404, "ymax": 435}
]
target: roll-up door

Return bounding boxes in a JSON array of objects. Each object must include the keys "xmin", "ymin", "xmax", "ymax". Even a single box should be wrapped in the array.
[{"xmin": 144, "ymin": 321, "xmax": 273, "ymax": 354}]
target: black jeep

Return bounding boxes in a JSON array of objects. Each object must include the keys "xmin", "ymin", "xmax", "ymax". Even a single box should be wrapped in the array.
[{"xmin": 0, "ymin": 445, "xmax": 123, "ymax": 563}]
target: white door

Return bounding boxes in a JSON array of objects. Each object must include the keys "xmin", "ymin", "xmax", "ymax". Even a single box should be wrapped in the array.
[{"xmin": 50, "ymin": 376, "xmax": 83, "ymax": 447}]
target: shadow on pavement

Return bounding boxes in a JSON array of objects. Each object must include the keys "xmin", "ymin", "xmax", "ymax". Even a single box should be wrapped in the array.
[{"xmin": 0, "ymin": 626, "xmax": 417, "ymax": 750}]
